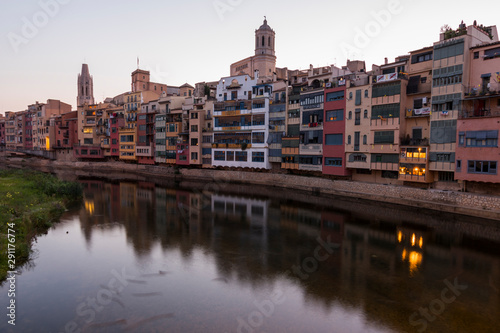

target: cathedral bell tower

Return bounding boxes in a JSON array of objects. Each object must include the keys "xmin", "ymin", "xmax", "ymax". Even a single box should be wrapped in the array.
[
  {"xmin": 255, "ymin": 17, "xmax": 275, "ymax": 56},
  {"xmin": 77, "ymin": 64, "xmax": 94, "ymax": 107},
  {"xmin": 253, "ymin": 17, "xmax": 277, "ymax": 82}
]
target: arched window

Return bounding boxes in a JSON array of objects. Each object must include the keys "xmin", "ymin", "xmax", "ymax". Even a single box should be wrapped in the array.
[
  {"xmin": 256, "ymin": 36, "xmax": 258, "ymax": 49},
  {"xmin": 348, "ymin": 111, "xmax": 352, "ymax": 119},
  {"xmin": 268, "ymin": 36, "xmax": 271, "ymax": 46},
  {"xmin": 364, "ymin": 90, "xmax": 369, "ymax": 98},
  {"xmin": 363, "ymin": 135, "xmax": 367, "ymax": 145},
  {"xmin": 348, "ymin": 135, "xmax": 351, "ymax": 145},
  {"xmin": 262, "ymin": 36, "xmax": 265, "ymax": 47},
  {"xmin": 364, "ymin": 110, "xmax": 368, "ymax": 118}
]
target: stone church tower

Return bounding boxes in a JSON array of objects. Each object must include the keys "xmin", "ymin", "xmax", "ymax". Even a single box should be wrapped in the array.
[
  {"xmin": 77, "ymin": 64, "xmax": 94, "ymax": 107},
  {"xmin": 254, "ymin": 18, "xmax": 276, "ymax": 81}
]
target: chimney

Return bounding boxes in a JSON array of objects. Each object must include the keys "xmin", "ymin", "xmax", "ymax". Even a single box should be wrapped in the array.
[{"xmin": 384, "ymin": 57, "xmax": 388, "ymax": 65}]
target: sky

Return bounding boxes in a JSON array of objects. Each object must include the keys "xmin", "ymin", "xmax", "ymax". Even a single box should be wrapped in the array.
[{"xmin": 0, "ymin": 0, "xmax": 499, "ymax": 114}]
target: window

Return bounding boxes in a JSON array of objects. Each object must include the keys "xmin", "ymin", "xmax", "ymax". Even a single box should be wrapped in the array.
[
  {"xmin": 458, "ymin": 132, "xmax": 465, "ymax": 146},
  {"xmin": 325, "ymin": 134, "xmax": 343, "ymax": 145},
  {"xmin": 374, "ymin": 131, "xmax": 394, "ymax": 144},
  {"xmin": 191, "ymin": 113, "xmax": 199, "ymax": 119},
  {"xmin": 325, "ymin": 158, "xmax": 342, "ymax": 167},
  {"xmin": 84, "ymin": 138, "xmax": 93, "ymax": 145},
  {"xmin": 348, "ymin": 111, "xmax": 352, "ymax": 119},
  {"xmin": 347, "ymin": 135, "xmax": 351, "ymax": 145},
  {"xmin": 214, "ymin": 151, "xmax": 225, "ymax": 161},
  {"xmin": 465, "ymin": 130, "xmax": 498, "ymax": 147},
  {"xmin": 252, "ymin": 152, "xmax": 264, "ymax": 162},
  {"xmin": 364, "ymin": 110, "xmax": 368, "ymax": 118},
  {"xmin": 349, "ymin": 92, "xmax": 353, "ymax": 100},
  {"xmin": 203, "ymin": 135, "xmax": 212, "ymax": 143},
  {"xmin": 326, "ymin": 110, "xmax": 343, "ymax": 121},
  {"xmin": 226, "ymin": 151, "xmax": 234, "ymax": 161},
  {"xmin": 191, "ymin": 138, "xmax": 198, "ymax": 146},
  {"xmin": 484, "ymin": 46, "xmax": 500, "ymax": 60},
  {"xmin": 363, "ymin": 135, "xmax": 367, "ymax": 145},
  {"xmin": 191, "ymin": 125, "xmax": 198, "ymax": 132},
  {"xmin": 467, "ymin": 160, "xmax": 497, "ymax": 174},
  {"xmin": 371, "ymin": 104, "xmax": 400, "ymax": 119},
  {"xmin": 372, "ymin": 82, "xmax": 401, "ymax": 98},
  {"xmin": 456, "ymin": 160, "xmax": 462, "ymax": 172},
  {"xmin": 236, "ymin": 151, "xmax": 247, "ymax": 161},
  {"xmin": 326, "ymin": 91, "xmax": 344, "ymax": 101},
  {"xmin": 411, "ymin": 51, "xmax": 433, "ymax": 64},
  {"xmin": 474, "ymin": 51, "xmax": 479, "ymax": 59},
  {"xmin": 191, "ymin": 152, "xmax": 198, "ymax": 160},
  {"xmin": 252, "ymin": 132, "xmax": 265, "ymax": 144},
  {"xmin": 364, "ymin": 90, "xmax": 369, "ymax": 98},
  {"xmin": 355, "ymin": 90, "xmax": 362, "ymax": 106},
  {"xmin": 355, "ymin": 109, "xmax": 361, "ymax": 125}
]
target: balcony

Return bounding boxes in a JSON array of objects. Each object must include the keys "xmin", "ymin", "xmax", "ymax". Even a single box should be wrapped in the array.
[
  {"xmin": 211, "ymin": 143, "xmax": 252, "ymax": 149},
  {"xmin": 400, "ymin": 138, "xmax": 429, "ymax": 147},
  {"xmin": 406, "ymin": 81, "xmax": 432, "ymax": 95},
  {"xmin": 400, "ymin": 146, "xmax": 428, "ymax": 163},
  {"xmin": 406, "ymin": 107, "xmax": 431, "ymax": 118}
]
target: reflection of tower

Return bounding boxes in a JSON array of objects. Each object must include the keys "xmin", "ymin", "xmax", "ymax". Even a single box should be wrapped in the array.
[
  {"xmin": 77, "ymin": 64, "xmax": 95, "ymax": 107},
  {"xmin": 254, "ymin": 18, "xmax": 276, "ymax": 81}
]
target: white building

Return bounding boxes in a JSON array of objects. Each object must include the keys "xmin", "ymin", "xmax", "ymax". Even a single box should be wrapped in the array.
[{"xmin": 212, "ymin": 71, "xmax": 272, "ymax": 169}]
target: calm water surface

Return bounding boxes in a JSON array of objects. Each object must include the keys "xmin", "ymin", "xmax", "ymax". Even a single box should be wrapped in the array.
[{"xmin": 1, "ymin": 178, "xmax": 500, "ymax": 333}]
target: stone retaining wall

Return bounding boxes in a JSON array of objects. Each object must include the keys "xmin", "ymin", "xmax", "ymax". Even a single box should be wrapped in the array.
[{"xmin": 3, "ymin": 157, "xmax": 500, "ymax": 221}]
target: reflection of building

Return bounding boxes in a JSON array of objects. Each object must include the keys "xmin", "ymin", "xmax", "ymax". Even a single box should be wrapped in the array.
[{"xmin": 212, "ymin": 194, "xmax": 268, "ymax": 228}]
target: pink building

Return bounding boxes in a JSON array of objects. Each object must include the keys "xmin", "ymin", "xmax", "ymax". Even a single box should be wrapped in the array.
[
  {"xmin": 456, "ymin": 41, "xmax": 500, "ymax": 187},
  {"xmin": 323, "ymin": 86, "xmax": 350, "ymax": 176}
]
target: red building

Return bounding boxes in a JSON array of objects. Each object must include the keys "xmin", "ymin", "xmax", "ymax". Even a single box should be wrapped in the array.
[
  {"xmin": 54, "ymin": 111, "xmax": 78, "ymax": 149},
  {"xmin": 176, "ymin": 142, "xmax": 189, "ymax": 166},
  {"xmin": 110, "ymin": 114, "xmax": 124, "ymax": 158},
  {"xmin": 24, "ymin": 111, "xmax": 33, "ymax": 150},
  {"xmin": 0, "ymin": 116, "xmax": 5, "ymax": 149},
  {"xmin": 323, "ymin": 86, "xmax": 350, "ymax": 176}
]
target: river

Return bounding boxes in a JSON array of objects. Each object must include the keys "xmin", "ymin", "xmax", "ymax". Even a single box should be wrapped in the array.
[{"xmin": 1, "ymin": 177, "xmax": 500, "ymax": 333}]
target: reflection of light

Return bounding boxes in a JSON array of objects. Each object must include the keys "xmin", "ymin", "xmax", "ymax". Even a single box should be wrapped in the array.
[
  {"xmin": 402, "ymin": 249, "xmax": 407, "ymax": 261},
  {"xmin": 411, "ymin": 233, "xmax": 416, "ymax": 247},
  {"xmin": 84, "ymin": 200, "xmax": 95, "ymax": 215},
  {"xmin": 409, "ymin": 251, "xmax": 422, "ymax": 275},
  {"xmin": 419, "ymin": 237, "xmax": 423, "ymax": 249},
  {"xmin": 398, "ymin": 231, "xmax": 403, "ymax": 243}
]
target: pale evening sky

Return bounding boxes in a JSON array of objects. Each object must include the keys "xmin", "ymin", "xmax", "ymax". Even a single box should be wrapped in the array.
[{"xmin": 0, "ymin": 0, "xmax": 498, "ymax": 114}]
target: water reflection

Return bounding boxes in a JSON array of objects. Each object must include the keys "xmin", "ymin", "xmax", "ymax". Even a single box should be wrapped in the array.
[
  {"xmin": 73, "ymin": 179, "xmax": 500, "ymax": 332},
  {"xmin": 2, "ymin": 178, "xmax": 500, "ymax": 333}
]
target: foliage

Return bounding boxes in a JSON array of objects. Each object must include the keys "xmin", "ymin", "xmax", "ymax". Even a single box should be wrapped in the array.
[{"xmin": 0, "ymin": 169, "xmax": 82, "ymax": 283}]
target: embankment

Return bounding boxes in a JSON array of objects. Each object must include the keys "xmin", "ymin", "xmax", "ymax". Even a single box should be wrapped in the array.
[{"xmin": 3, "ymin": 156, "xmax": 500, "ymax": 221}]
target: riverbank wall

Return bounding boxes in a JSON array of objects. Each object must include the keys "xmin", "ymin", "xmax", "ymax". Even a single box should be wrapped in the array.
[{"xmin": 3, "ymin": 156, "xmax": 500, "ymax": 221}]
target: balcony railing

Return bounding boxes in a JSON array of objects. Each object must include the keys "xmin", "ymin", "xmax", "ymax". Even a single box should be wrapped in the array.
[{"xmin": 400, "ymin": 138, "xmax": 429, "ymax": 146}]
